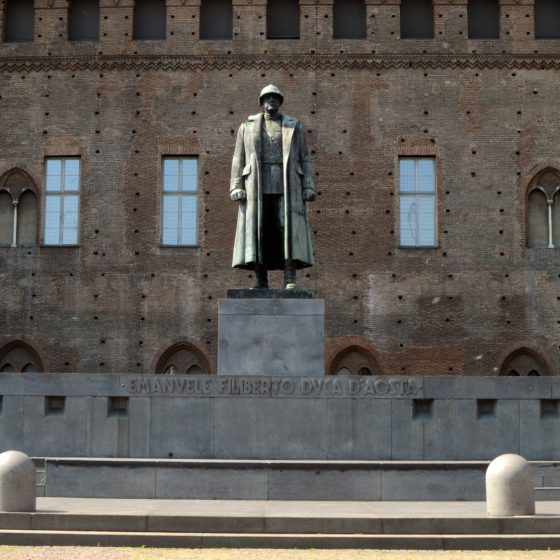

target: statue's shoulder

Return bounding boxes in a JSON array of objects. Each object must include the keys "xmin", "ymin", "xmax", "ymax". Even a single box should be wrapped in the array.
[
  {"xmin": 245, "ymin": 114, "xmax": 261, "ymax": 123},
  {"xmin": 281, "ymin": 114, "xmax": 299, "ymax": 128}
]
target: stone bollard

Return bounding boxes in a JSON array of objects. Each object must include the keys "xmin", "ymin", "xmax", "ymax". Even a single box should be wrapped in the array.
[
  {"xmin": 486, "ymin": 453, "xmax": 535, "ymax": 516},
  {"xmin": 0, "ymin": 451, "xmax": 36, "ymax": 512}
]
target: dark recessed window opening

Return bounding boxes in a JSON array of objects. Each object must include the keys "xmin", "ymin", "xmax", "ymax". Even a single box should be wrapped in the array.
[
  {"xmin": 200, "ymin": 0, "xmax": 233, "ymax": 40},
  {"xmin": 134, "ymin": 0, "xmax": 166, "ymax": 40},
  {"xmin": 69, "ymin": 0, "xmax": 100, "ymax": 41},
  {"xmin": 400, "ymin": 0, "xmax": 434, "ymax": 39},
  {"xmin": 108, "ymin": 396, "xmax": 129, "ymax": 417},
  {"xmin": 477, "ymin": 399, "xmax": 497, "ymax": 419},
  {"xmin": 333, "ymin": 0, "xmax": 366, "ymax": 39},
  {"xmin": 4, "ymin": 0, "xmax": 34, "ymax": 43},
  {"xmin": 535, "ymin": 0, "xmax": 560, "ymax": 39},
  {"xmin": 541, "ymin": 399, "xmax": 560, "ymax": 418},
  {"xmin": 267, "ymin": 0, "xmax": 300, "ymax": 39},
  {"xmin": 413, "ymin": 399, "xmax": 433, "ymax": 420},
  {"xmin": 468, "ymin": 0, "xmax": 499, "ymax": 39},
  {"xmin": 45, "ymin": 396, "xmax": 66, "ymax": 417}
]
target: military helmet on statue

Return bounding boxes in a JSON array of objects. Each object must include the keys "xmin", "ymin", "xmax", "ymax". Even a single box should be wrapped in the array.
[{"xmin": 259, "ymin": 84, "xmax": 285, "ymax": 105}]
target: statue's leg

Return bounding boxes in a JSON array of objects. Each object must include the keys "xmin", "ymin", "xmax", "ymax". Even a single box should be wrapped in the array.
[
  {"xmin": 284, "ymin": 260, "xmax": 297, "ymax": 290},
  {"xmin": 253, "ymin": 264, "xmax": 269, "ymax": 289}
]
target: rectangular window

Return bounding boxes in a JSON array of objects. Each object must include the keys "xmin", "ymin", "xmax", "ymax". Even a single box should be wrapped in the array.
[
  {"xmin": 44, "ymin": 158, "xmax": 81, "ymax": 245},
  {"xmin": 399, "ymin": 157, "xmax": 436, "ymax": 247},
  {"xmin": 162, "ymin": 157, "xmax": 198, "ymax": 246}
]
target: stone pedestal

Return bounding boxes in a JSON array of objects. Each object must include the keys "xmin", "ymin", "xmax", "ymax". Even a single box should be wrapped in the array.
[{"xmin": 218, "ymin": 292, "xmax": 324, "ymax": 376}]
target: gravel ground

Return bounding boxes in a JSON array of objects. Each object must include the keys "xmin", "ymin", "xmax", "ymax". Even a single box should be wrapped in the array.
[{"xmin": 0, "ymin": 549, "xmax": 560, "ymax": 560}]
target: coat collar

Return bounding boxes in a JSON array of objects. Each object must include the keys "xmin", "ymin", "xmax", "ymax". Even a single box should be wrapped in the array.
[{"xmin": 248, "ymin": 113, "xmax": 297, "ymax": 161}]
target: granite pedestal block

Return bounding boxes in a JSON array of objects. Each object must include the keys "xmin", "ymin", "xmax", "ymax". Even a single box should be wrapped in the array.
[{"xmin": 218, "ymin": 297, "xmax": 325, "ymax": 376}]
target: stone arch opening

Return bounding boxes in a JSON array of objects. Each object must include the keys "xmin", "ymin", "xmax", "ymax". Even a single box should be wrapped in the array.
[
  {"xmin": 0, "ymin": 341, "xmax": 43, "ymax": 373},
  {"xmin": 328, "ymin": 345, "xmax": 381, "ymax": 376},
  {"xmin": 155, "ymin": 342, "xmax": 211, "ymax": 375},
  {"xmin": 526, "ymin": 167, "xmax": 560, "ymax": 248},
  {"xmin": 499, "ymin": 348, "xmax": 551, "ymax": 377},
  {"xmin": 0, "ymin": 168, "xmax": 39, "ymax": 247}
]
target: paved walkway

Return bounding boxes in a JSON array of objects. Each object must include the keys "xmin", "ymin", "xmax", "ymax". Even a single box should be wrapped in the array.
[
  {"xmin": 0, "ymin": 548, "xmax": 559, "ymax": 560},
  {"xmin": 33, "ymin": 497, "xmax": 560, "ymax": 517}
]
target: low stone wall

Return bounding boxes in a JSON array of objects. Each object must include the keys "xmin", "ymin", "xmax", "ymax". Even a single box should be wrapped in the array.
[{"xmin": 0, "ymin": 373, "xmax": 558, "ymax": 461}]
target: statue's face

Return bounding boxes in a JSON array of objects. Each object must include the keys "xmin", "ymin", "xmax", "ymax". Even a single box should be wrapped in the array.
[{"xmin": 261, "ymin": 94, "xmax": 282, "ymax": 116}]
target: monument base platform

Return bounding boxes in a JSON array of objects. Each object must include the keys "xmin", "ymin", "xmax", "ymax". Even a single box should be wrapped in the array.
[{"xmin": 218, "ymin": 296, "xmax": 324, "ymax": 376}]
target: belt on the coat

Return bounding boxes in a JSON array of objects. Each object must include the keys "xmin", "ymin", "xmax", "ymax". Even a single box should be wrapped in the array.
[{"xmin": 263, "ymin": 161, "xmax": 283, "ymax": 165}]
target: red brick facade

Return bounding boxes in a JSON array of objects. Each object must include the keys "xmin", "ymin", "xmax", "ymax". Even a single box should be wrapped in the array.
[{"xmin": 0, "ymin": 0, "xmax": 558, "ymax": 376}]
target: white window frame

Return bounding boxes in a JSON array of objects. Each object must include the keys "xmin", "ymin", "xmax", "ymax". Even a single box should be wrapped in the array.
[
  {"xmin": 398, "ymin": 157, "xmax": 437, "ymax": 248},
  {"xmin": 43, "ymin": 158, "xmax": 81, "ymax": 246},
  {"xmin": 161, "ymin": 157, "xmax": 198, "ymax": 247}
]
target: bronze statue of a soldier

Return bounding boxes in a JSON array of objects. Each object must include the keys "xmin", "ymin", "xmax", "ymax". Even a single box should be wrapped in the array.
[{"xmin": 230, "ymin": 85, "xmax": 316, "ymax": 289}]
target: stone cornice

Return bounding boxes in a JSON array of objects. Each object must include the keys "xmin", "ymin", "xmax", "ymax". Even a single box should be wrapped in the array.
[{"xmin": 0, "ymin": 53, "xmax": 560, "ymax": 72}]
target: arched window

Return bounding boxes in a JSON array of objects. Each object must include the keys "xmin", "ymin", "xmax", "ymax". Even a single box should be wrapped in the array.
[
  {"xmin": 4, "ymin": 0, "xmax": 34, "ymax": 43},
  {"xmin": 400, "ymin": 0, "xmax": 433, "ymax": 39},
  {"xmin": 69, "ymin": 0, "xmax": 100, "ymax": 41},
  {"xmin": 200, "ymin": 0, "xmax": 233, "ymax": 40},
  {"xmin": 499, "ymin": 348, "xmax": 550, "ymax": 377},
  {"xmin": 333, "ymin": 0, "xmax": 366, "ymax": 39},
  {"xmin": 0, "ymin": 342, "xmax": 43, "ymax": 373},
  {"xmin": 155, "ymin": 343, "xmax": 211, "ymax": 374},
  {"xmin": 535, "ymin": 0, "xmax": 560, "ymax": 39},
  {"xmin": 267, "ymin": 0, "xmax": 299, "ymax": 39},
  {"xmin": 328, "ymin": 345, "xmax": 381, "ymax": 376},
  {"xmin": 526, "ymin": 168, "xmax": 560, "ymax": 248},
  {"xmin": 468, "ymin": 0, "xmax": 499, "ymax": 39},
  {"xmin": 0, "ymin": 169, "xmax": 39, "ymax": 248},
  {"xmin": 134, "ymin": 0, "xmax": 166, "ymax": 40}
]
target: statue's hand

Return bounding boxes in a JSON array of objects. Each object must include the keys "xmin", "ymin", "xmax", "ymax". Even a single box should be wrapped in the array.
[
  {"xmin": 231, "ymin": 189, "xmax": 247, "ymax": 202},
  {"xmin": 303, "ymin": 189, "xmax": 316, "ymax": 202}
]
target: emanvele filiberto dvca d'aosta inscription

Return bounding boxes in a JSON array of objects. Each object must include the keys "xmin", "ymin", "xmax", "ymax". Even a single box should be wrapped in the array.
[{"xmin": 126, "ymin": 376, "xmax": 420, "ymax": 397}]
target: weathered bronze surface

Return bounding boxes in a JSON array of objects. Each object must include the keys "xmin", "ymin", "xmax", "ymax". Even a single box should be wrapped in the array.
[{"xmin": 230, "ymin": 85, "xmax": 316, "ymax": 290}]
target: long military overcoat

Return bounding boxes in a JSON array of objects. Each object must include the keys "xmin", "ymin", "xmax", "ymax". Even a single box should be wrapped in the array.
[{"xmin": 230, "ymin": 112, "xmax": 315, "ymax": 270}]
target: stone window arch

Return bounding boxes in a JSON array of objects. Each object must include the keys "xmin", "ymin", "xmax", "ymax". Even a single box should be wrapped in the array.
[
  {"xmin": 328, "ymin": 345, "xmax": 381, "ymax": 376},
  {"xmin": 526, "ymin": 168, "xmax": 560, "ymax": 248},
  {"xmin": 69, "ymin": 0, "xmax": 100, "ymax": 41},
  {"xmin": 4, "ymin": 0, "xmax": 34, "ymax": 43},
  {"xmin": 0, "ymin": 169, "xmax": 39, "ymax": 248},
  {"xmin": 400, "ymin": 0, "xmax": 433, "ymax": 39},
  {"xmin": 155, "ymin": 343, "xmax": 211, "ymax": 375},
  {"xmin": 0, "ymin": 341, "xmax": 43, "ymax": 373},
  {"xmin": 134, "ymin": 0, "xmax": 166, "ymax": 40},
  {"xmin": 200, "ymin": 0, "xmax": 233, "ymax": 40},
  {"xmin": 499, "ymin": 348, "xmax": 550, "ymax": 377},
  {"xmin": 333, "ymin": 0, "xmax": 366, "ymax": 39},
  {"xmin": 267, "ymin": 0, "xmax": 299, "ymax": 39}
]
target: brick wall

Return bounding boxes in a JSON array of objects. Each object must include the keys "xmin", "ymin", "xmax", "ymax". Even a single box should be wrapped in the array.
[{"xmin": 0, "ymin": 0, "xmax": 559, "ymax": 377}]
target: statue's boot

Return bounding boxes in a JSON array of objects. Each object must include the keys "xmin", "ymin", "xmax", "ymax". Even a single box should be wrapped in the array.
[
  {"xmin": 284, "ymin": 260, "xmax": 297, "ymax": 290},
  {"xmin": 252, "ymin": 265, "xmax": 269, "ymax": 289}
]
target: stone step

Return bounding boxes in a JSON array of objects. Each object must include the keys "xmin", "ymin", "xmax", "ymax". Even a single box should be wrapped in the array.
[
  {"xmin": 0, "ymin": 530, "xmax": 560, "ymax": 550},
  {"xmin": 536, "ymin": 487, "xmax": 560, "ymax": 500},
  {"xmin": 35, "ymin": 457, "xmax": 560, "ymax": 501}
]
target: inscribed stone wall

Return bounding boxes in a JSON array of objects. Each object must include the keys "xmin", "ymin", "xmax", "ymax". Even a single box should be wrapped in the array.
[{"xmin": 0, "ymin": 1, "xmax": 558, "ymax": 376}]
